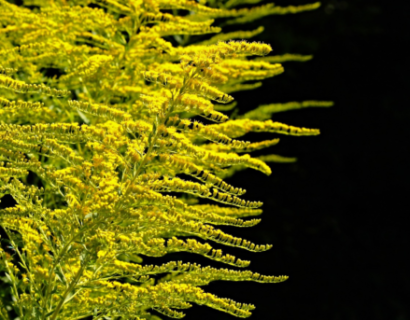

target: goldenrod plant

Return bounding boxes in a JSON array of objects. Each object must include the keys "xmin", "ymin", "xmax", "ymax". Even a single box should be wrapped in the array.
[{"xmin": 0, "ymin": 0, "xmax": 333, "ymax": 319}]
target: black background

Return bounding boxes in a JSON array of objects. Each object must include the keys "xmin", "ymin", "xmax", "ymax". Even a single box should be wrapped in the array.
[{"xmin": 190, "ymin": 0, "xmax": 410, "ymax": 319}]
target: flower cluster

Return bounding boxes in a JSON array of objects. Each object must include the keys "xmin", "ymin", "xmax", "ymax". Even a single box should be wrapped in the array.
[{"xmin": 0, "ymin": 0, "xmax": 331, "ymax": 319}]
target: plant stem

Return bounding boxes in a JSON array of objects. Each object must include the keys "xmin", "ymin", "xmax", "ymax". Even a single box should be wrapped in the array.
[{"xmin": 48, "ymin": 255, "xmax": 89, "ymax": 320}]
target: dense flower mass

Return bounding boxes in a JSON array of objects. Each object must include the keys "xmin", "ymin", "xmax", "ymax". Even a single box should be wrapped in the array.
[{"xmin": 0, "ymin": 0, "xmax": 332, "ymax": 319}]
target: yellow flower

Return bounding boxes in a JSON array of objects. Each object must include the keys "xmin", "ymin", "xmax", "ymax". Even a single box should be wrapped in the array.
[{"xmin": 0, "ymin": 0, "xmax": 328, "ymax": 318}]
